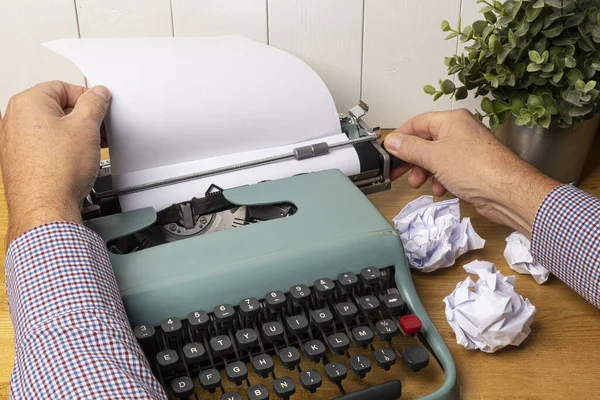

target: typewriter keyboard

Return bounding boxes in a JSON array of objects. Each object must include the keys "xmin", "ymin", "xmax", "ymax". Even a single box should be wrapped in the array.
[{"xmin": 133, "ymin": 267, "xmax": 444, "ymax": 399}]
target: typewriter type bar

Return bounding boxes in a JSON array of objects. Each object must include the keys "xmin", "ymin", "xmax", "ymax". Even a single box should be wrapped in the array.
[{"xmin": 133, "ymin": 266, "xmax": 434, "ymax": 399}]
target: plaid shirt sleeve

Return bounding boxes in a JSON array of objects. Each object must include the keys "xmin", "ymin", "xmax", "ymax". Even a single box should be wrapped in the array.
[
  {"xmin": 531, "ymin": 184, "xmax": 600, "ymax": 308},
  {"xmin": 5, "ymin": 222, "xmax": 166, "ymax": 399}
]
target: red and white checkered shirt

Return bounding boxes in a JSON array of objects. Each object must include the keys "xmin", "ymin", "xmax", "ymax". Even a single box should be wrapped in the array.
[{"xmin": 4, "ymin": 184, "xmax": 599, "ymax": 398}]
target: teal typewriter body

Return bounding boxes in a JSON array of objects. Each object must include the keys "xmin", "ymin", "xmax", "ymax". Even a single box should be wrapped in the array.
[{"xmin": 86, "ymin": 169, "xmax": 459, "ymax": 400}]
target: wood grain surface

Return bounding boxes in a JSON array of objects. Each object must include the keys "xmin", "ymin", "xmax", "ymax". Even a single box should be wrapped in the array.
[{"xmin": 0, "ymin": 135, "xmax": 598, "ymax": 399}]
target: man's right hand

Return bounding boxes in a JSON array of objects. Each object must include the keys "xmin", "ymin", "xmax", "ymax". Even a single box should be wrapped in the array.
[{"xmin": 383, "ymin": 109, "xmax": 559, "ymax": 235}]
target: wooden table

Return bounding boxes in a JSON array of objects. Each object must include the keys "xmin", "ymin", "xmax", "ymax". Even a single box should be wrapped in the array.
[{"xmin": 0, "ymin": 138, "xmax": 599, "ymax": 399}]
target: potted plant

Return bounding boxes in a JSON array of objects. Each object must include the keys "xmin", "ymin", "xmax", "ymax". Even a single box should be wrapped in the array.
[{"xmin": 426, "ymin": 0, "xmax": 600, "ymax": 183}]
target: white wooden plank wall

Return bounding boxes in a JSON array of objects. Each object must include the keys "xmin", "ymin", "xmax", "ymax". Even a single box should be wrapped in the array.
[{"xmin": 0, "ymin": 0, "xmax": 483, "ymax": 127}]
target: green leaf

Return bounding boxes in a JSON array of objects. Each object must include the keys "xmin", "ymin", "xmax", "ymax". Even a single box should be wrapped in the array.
[
  {"xmin": 510, "ymin": 96, "xmax": 526, "ymax": 112},
  {"xmin": 489, "ymin": 114, "xmax": 500, "ymax": 131},
  {"xmin": 515, "ymin": 114, "xmax": 532, "ymax": 126},
  {"xmin": 489, "ymin": 34, "xmax": 501, "ymax": 52},
  {"xmin": 533, "ymin": 0, "xmax": 544, "ymax": 8},
  {"xmin": 508, "ymin": 29, "xmax": 517, "ymax": 47},
  {"xmin": 515, "ymin": 20, "xmax": 531, "ymax": 37},
  {"xmin": 565, "ymin": 56, "xmax": 576, "ymax": 68},
  {"xmin": 433, "ymin": 92, "xmax": 443, "ymax": 101},
  {"xmin": 583, "ymin": 80, "xmax": 597, "ymax": 93},
  {"xmin": 481, "ymin": 97, "xmax": 494, "ymax": 114},
  {"xmin": 527, "ymin": 95, "xmax": 544, "ymax": 109},
  {"xmin": 440, "ymin": 79, "xmax": 456, "ymax": 94},
  {"xmin": 445, "ymin": 31, "xmax": 460, "ymax": 40},
  {"xmin": 529, "ymin": 50, "xmax": 543, "ymax": 64},
  {"xmin": 441, "ymin": 20, "xmax": 451, "ymax": 32},
  {"xmin": 552, "ymin": 71, "xmax": 564, "ymax": 83},
  {"xmin": 479, "ymin": 5, "xmax": 493, "ymax": 13},
  {"xmin": 461, "ymin": 26, "xmax": 474, "ymax": 42},
  {"xmin": 527, "ymin": 63, "xmax": 543, "ymax": 72},
  {"xmin": 424, "ymin": 85, "xmax": 437, "ymax": 95},
  {"xmin": 525, "ymin": 4, "xmax": 543, "ymax": 22},
  {"xmin": 567, "ymin": 68, "xmax": 584, "ymax": 86},
  {"xmin": 544, "ymin": 0, "xmax": 572, "ymax": 8},
  {"xmin": 472, "ymin": 20, "xmax": 488, "ymax": 35},
  {"xmin": 455, "ymin": 86, "xmax": 468, "ymax": 100},
  {"xmin": 542, "ymin": 23, "xmax": 565, "ymax": 38},
  {"xmin": 538, "ymin": 112, "xmax": 552, "ymax": 128},
  {"xmin": 564, "ymin": 13, "xmax": 585, "ymax": 29},
  {"xmin": 497, "ymin": 46, "xmax": 512, "ymax": 64}
]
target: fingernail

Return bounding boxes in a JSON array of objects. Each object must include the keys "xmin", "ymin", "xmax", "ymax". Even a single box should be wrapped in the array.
[
  {"xmin": 386, "ymin": 134, "xmax": 402, "ymax": 152},
  {"xmin": 92, "ymin": 86, "xmax": 111, "ymax": 103}
]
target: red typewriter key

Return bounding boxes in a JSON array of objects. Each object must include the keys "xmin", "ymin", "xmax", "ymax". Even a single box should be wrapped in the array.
[{"xmin": 399, "ymin": 314, "xmax": 422, "ymax": 336}]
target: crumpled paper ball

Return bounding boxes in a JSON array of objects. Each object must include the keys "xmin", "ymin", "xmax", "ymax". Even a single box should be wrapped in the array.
[
  {"xmin": 504, "ymin": 231, "xmax": 550, "ymax": 284},
  {"xmin": 443, "ymin": 260, "xmax": 536, "ymax": 353},
  {"xmin": 392, "ymin": 196, "xmax": 485, "ymax": 272}
]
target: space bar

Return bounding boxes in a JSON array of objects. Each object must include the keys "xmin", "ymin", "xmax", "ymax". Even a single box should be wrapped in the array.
[{"xmin": 333, "ymin": 380, "xmax": 402, "ymax": 400}]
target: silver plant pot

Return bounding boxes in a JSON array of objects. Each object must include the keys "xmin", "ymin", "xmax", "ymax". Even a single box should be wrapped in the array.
[{"xmin": 495, "ymin": 114, "xmax": 600, "ymax": 184}]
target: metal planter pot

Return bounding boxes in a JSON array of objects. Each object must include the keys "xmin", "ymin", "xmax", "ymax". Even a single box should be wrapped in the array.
[{"xmin": 495, "ymin": 114, "xmax": 600, "ymax": 184}]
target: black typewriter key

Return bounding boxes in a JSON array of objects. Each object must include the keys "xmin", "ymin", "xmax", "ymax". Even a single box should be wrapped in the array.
[
  {"xmin": 374, "ymin": 347, "xmax": 397, "ymax": 370},
  {"xmin": 160, "ymin": 317, "xmax": 183, "ymax": 337},
  {"xmin": 171, "ymin": 376, "xmax": 194, "ymax": 398},
  {"xmin": 225, "ymin": 360, "xmax": 249, "ymax": 385},
  {"xmin": 325, "ymin": 361, "xmax": 347, "ymax": 383},
  {"xmin": 327, "ymin": 333, "xmax": 350, "ymax": 354},
  {"xmin": 235, "ymin": 328, "xmax": 258, "ymax": 349},
  {"xmin": 221, "ymin": 392, "xmax": 242, "ymax": 400},
  {"xmin": 239, "ymin": 297, "xmax": 261, "ymax": 319},
  {"xmin": 273, "ymin": 376, "xmax": 296, "ymax": 398},
  {"xmin": 304, "ymin": 339, "xmax": 326, "ymax": 362},
  {"xmin": 133, "ymin": 324, "xmax": 157, "ymax": 352},
  {"xmin": 402, "ymin": 344, "xmax": 430, "ymax": 372},
  {"xmin": 209, "ymin": 335, "xmax": 232, "ymax": 356},
  {"xmin": 187, "ymin": 310, "xmax": 210, "ymax": 330},
  {"xmin": 310, "ymin": 308, "xmax": 334, "ymax": 328},
  {"xmin": 349, "ymin": 355, "xmax": 372, "ymax": 377},
  {"xmin": 214, "ymin": 303, "xmax": 236, "ymax": 324},
  {"xmin": 358, "ymin": 295, "xmax": 381, "ymax": 315},
  {"xmin": 156, "ymin": 349, "xmax": 179, "ymax": 371},
  {"xmin": 300, "ymin": 368, "xmax": 322, "ymax": 392},
  {"xmin": 335, "ymin": 301, "xmax": 358, "ymax": 321},
  {"xmin": 314, "ymin": 278, "xmax": 335, "ymax": 299},
  {"xmin": 247, "ymin": 384, "xmax": 269, "ymax": 400},
  {"xmin": 381, "ymin": 293, "xmax": 405, "ymax": 314},
  {"xmin": 351, "ymin": 326, "xmax": 374, "ymax": 348},
  {"xmin": 375, "ymin": 319, "xmax": 398, "ymax": 340},
  {"xmin": 278, "ymin": 346, "xmax": 302, "ymax": 370},
  {"xmin": 183, "ymin": 342, "xmax": 206, "ymax": 365},
  {"xmin": 265, "ymin": 290, "xmax": 287, "ymax": 311},
  {"xmin": 252, "ymin": 354, "xmax": 275, "ymax": 377},
  {"xmin": 262, "ymin": 321, "xmax": 285, "ymax": 342},
  {"xmin": 337, "ymin": 272, "xmax": 359, "ymax": 292},
  {"xmin": 199, "ymin": 368, "xmax": 221, "ymax": 392},
  {"xmin": 360, "ymin": 267, "xmax": 382, "ymax": 286},
  {"xmin": 289, "ymin": 284, "xmax": 311, "ymax": 305},
  {"xmin": 286, "ymin": 314, "xmax": 309, "ymax": 335}
]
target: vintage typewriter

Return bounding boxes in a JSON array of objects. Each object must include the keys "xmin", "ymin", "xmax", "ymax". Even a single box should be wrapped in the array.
[{"xmin": 83, "ymin": 103, "xmax": 459, "ymax": 400}]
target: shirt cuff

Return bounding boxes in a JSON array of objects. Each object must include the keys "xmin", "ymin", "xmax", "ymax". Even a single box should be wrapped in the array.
[{"xmin": 5, "ymin": 222, "xmax": 128, "ymax": 340}]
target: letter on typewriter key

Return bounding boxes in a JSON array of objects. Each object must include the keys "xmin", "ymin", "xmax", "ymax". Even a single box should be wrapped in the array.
[
  {"xmin": 157, "ymin": 349, "xmax": 179, "ymax": 372},
  {"xmin": 375, "ymin": 319, "xmax": 398, "ymax": 340},
  {"xmin": 226, "ymin": 360, "xmax": 249, "ymax": 385},
  {"xmin": 183, "ymin": 342, "xmax": 206, "ymax": 365},
  {"xmin": 160, "ymin": 317, "xmax": 183, "ymax": 338},
  {"xmin": 325, "ymin": 361, "xmax": 348, "ymax": 383},
  {"xmin": 327, "ymin": 333, "xmax": 351, "ymax": 355},
  {"xmin": 303, "ymin": 340, "xmax": 326, "ymax": 362},
  {"xmin": 273, "ymin": 376, "xmax": 296, "ymax": 399},
  {"xmin": 381, "ymin": 293, "xmax": 406, "ymax": 315},
  {"xmin": 314, "ymin": 278, "xmax": 336, "ymax": 299},
  {"xmin": 401, "ymin": 344, "xmax": 430, "ymax": 372},
  {"xmin": 374, "ymin": 348, "xmax": 397, "ymax": 371},
  {"xmin": 286, "ymin": 314, "xmax": 309, "ymax": 335},
  {"xmin": 349, "ymin": 355, "xmax": 372, "ymax": 378},
  {"xmin": 133, "ymin": 324, "xmax": 157, "ymax": 353},
  {"xmin": 265, "ymin": 290, "xmax": 287, "ymax": 311},
  {"xmin": 239, "ymin": 297, "xmax": 261, "ymax": 319},
  {"xmin": 262, "ymin": 321, "xmax": 285, "ymax": 342},
  {"xmin": 278, "ymin": 346, "xmax": 302, "ymax": 370},
  {"xmin": 360, "ymin": 267, "xmax": 382, "ymax": 286},
  {"xmin": 171, "ymin": 376, "xmax": 194, "ymax": 398},
  {"xmin": 247, "ymin": 384, "xmax": 269, "ymax": 400},
  {"xmin": 221, "ymin": 392, "xmax": 242, "ymax": 400},
  {"xmin": 337, "ymin": 272, "xmax": 359, "ymax": 292},
  {"xmin": 300, "ymin": 368, "xmax": 323, "ymax": 392},
  {"xmin": 289, "ymin": 284, "xmax": 311, "ymax": 305},
  {"xmin": 252, "ymin": 354, "xmax": 275, "ymax": 378},
  {"xmin": 335, "ymin": 302, "xmax": 358, "ymax": 321},
  {"xmin": 235, "ymin": 328, "xmax": 258, "ymax": 349},
  {"xmin": 199, "ymin": 368, "xmax": 222, "ymax": 393},
  {"xmin": 188, "ymin": 310, "xmax": 210, "ymax": 330},
  {"xmin": 310, "ymin": 308, "xmax": 334, "ymax": 328},
  {"xmin": 351, "ymin": 326, "xmax": 374, "ymax": 348},
  {"xmin": 358, "ymin": 295, "xmax": 381, "ymax": 315},
  {"xmin": 214, "ymin": 304, "xmax": 236, "ymax": 324},
  {"xmin": 210, "ymin": 335, "xmax": 233, "ymax": 357}
]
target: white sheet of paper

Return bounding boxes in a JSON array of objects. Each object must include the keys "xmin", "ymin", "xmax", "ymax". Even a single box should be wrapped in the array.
[
  {"xmin": 45, "ymin": 37, "xmax": 360, "ymax": 210},
  {"xmin": 504, "ymin": 232, "xmax": 550, "ymax": 284},
  {"xmin": 443, "ymin": 260, "xmax": 536, "ymax": 353},
  {"xmin": 392, "ymin": 196, "xmax": 485, "ymax": 272}
]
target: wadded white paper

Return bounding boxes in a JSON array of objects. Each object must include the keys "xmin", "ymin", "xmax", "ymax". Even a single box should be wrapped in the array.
[
  {"xmin": 45, "ymin": 37, "xmax": 360, "ymax": 211},
  {"xmin": 443, "ymin": 260, "xmax": 536, "ymax": 353},
  {"xmin": 392, "ymin": 196, "xmax": 485, "ymax": 272},
  {"xmin": 504, "ymin": 232, "xmax": 550, "ymax": 284}
]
